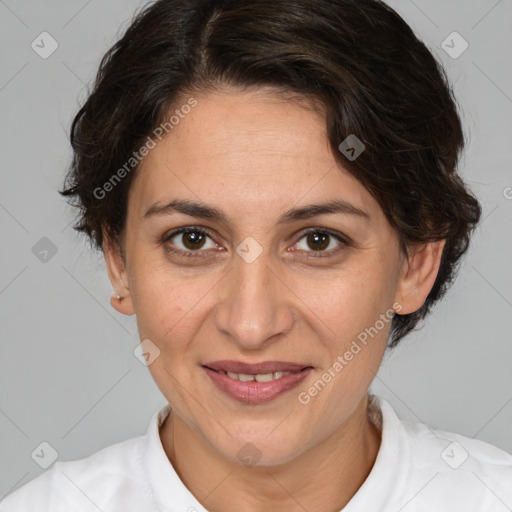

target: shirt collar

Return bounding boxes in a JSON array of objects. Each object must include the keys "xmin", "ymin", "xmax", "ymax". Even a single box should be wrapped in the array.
[
  {"xmin": 342, "ymin": 395, "xmax": 411, "ymax": 511},
  {"xmin": 143, "ymin": 403, "xmax": 209, "ymax": 512},
  {"xmin": 143, "ymin": 396, "xmax": 410, "ymax": 512}
]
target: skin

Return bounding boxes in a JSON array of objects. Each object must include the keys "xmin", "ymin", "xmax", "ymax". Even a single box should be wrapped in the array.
[{"xmin": 103, "ymin": 86, "xmax": 444, "ymax": 512}]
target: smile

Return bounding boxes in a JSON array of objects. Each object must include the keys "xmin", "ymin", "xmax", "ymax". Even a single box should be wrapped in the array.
[
  {"xmin": 224, "ymin": 371, "xmax": 294, "ymax": 382},
  {"xmin": 202, "ymin": 361, "xmax": 313, "ymax": 404}
]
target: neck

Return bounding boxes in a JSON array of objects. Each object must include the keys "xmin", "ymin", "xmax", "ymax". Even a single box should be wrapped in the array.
[{"xmin": 160, "ymin": 395, "xmax": 381, "ymax": 512}]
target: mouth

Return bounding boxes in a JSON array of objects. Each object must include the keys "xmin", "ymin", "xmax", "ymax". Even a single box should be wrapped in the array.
[{"xmin": 202, "ymin": 360, "xmax": 313, "ymax": 404}]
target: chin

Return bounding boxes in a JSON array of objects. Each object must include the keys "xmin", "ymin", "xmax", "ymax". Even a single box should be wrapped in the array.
[{"xmin": 211, "ymin": 429, "xmax": 306, "ymax": 468}]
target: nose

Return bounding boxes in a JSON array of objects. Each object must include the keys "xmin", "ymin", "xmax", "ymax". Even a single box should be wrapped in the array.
[{"xmin": 213, "ymin": 247, "xmax": 296, "ymax": 351}]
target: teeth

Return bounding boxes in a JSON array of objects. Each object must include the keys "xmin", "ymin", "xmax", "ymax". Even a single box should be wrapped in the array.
[
  {"xmin": 255, "ymin": 373, "xmax": 274, "ymax": 382},
  {"xmin": 225, "ymin": 371, "xmax": 293, "ymax": 382}
]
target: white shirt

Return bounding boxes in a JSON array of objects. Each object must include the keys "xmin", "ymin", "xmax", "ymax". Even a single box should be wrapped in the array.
[{"xmin": 1, "ymin": 396, "xmax": 511, "ymax": 511}]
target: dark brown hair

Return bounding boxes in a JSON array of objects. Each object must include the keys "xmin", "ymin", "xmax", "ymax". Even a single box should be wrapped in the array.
[{"xmin": 60, "ymin": 0, "xmax": 481, "ymax": 346}]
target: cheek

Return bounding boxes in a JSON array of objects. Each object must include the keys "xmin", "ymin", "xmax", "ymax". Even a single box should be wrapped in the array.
[
  {"xmin": 128, "ymin": 254, "xmax": 220, "ymax": 359},
  {"xmin": 291, "ymin": 260, "xmax": 396, "ymax": 340},
  {"xmin": 127, "ymin": 253, "xmax": 185, "ymax": 338},
  {"xmin": 133, "ymin": 283, "xmax": 188, "ymax": 343},
  {"xmin": 127, "ymin": 233, "xmax": 399, "ymax": 352}
]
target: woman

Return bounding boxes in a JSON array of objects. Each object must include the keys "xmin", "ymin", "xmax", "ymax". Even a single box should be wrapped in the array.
[{"xmin": 2, "ymin": 0, "xmax": 510, "ymax": 510}]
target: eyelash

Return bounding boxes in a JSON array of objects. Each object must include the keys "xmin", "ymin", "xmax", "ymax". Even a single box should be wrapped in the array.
[{"xmin": 161, "ymin": 226, "xmax": 350, "ymax": 260}]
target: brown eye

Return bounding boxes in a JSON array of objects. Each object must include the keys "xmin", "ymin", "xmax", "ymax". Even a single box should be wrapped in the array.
[
  {"xmin": 164, "ymin": 227, "xmax": 217, "ymax": 255},
  {"xmin": 294, "ymin": 228, "xmax": 347, "ymax": 257},
  {"xmin": 180, "ymin": 230, "xmax": 206, "ymax": 250},
  {"xmin": 305, "ymin": 231, "xmax": 330, "ymax": 251}
]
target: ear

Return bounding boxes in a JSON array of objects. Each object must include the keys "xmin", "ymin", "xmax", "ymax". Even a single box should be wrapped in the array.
[
  {"xmin": 103, "ymin": 234, "xmax": 135, "ymax": 316},
  {"xmin": 394, "ymin": 240, "xmax": 445, "ymax": 315}
]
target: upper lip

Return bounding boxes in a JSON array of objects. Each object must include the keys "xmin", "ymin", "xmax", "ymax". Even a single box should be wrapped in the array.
[{"xmin": 203, "ymin": 360, "xmax": 312, "ymax": 374}]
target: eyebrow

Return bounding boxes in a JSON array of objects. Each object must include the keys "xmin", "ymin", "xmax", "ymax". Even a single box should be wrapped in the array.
[{"xmin": 143, "ymin": 198, "xmax": 370, "ymax": 225}]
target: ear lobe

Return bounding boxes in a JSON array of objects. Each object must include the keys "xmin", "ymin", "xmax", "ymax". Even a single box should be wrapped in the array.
[
  {"xmin": 102, "ymin": 235, "xmax": 135, "ymax": 316},
  {"xmin": 394, "ymin": 240, "xmax": 445, "ymax": 315}
]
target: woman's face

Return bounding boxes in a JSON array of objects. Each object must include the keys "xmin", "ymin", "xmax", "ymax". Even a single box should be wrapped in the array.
[{"xmin": 105, "ymin": 87, "xmax": 430, "ymax": 466}]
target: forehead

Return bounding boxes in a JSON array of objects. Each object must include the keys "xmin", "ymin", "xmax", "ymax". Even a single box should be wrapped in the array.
[{"xmin": 128, "ymin": 88, "xmax": 380, "ymax": 222}]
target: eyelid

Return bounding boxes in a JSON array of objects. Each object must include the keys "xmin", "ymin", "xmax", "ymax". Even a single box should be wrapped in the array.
[
  {"xmin": 289, "ymin": 226, "xmax": 349, "ymax": 258},
  {"xmin": 162, "ymin": 225, "xmax": 215, "ymax": 243},
  {"xmin": 295, "ymin": 226, "xmax": 350, "ymax": 246},
  {"xmin": 161, "ymin": 225, "xmax": 350, "ymax": 258},
  {"xmin": 161, "ymin": 225, "xmax": 218, "ymax": 257}
]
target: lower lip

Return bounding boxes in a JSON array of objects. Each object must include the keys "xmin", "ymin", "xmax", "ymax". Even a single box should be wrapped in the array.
[{"xmin": 203, "ymin": 366, "xmax": 312, "ymax": 404}]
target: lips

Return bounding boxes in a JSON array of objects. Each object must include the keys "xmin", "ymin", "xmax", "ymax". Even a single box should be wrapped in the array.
[
  {"xmin": 203, "ymin": 360, "xmax": 310, "ymax": 374},
  {"xmin": 202, "ymin": 360, "xmax": 313, "ymax": 404}
]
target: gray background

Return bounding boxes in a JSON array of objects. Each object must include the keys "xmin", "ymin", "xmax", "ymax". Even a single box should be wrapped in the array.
[{"xmin": 1, "ymin": 0, "xmax": 511, "ymax": 500}]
